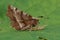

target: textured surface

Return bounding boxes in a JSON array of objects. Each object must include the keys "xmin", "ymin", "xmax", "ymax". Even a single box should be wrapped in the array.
[{"xmin": 0, "ymin": 0, "xmax": 60, "ymax": 40}]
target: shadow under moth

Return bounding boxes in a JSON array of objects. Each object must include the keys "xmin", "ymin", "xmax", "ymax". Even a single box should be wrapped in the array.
[{"xmin": 7, "ymin": 5, "xmax": 46, "ymax": 31}]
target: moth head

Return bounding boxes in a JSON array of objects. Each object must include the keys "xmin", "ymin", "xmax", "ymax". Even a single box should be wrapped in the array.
[
  {"xmin": 8, "ymin": 5, "xmax": 18, "ymax": 12},
  {"xmin": 7, "ymin": 5, "xmax": 18, "ymax": 20}
]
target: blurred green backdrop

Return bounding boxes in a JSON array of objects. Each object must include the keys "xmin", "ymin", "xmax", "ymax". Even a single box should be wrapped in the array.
[{"xmin": 0, "ymin": 0, "xmax": 60, "ymax": 40}]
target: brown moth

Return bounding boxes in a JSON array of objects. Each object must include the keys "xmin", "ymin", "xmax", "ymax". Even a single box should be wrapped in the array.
[{"xmin": 7, "ymin": 5, "xmax": 46, "ymax": 30}]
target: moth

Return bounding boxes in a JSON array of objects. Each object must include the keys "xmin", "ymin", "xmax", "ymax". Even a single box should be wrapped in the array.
[{"xmin": 7, "ymin": 5, "xmax": 46, "ymax": 30}]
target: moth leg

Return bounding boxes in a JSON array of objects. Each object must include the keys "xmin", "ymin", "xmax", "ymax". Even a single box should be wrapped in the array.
[{"xmin": 28, "ymin": 25, "xmax": 47, "ymax": 31}]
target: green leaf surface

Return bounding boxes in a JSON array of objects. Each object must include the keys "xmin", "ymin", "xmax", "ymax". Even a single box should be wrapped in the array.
[{"xmin": 0, "ymin": 0, "xmax": 60, "ymax": 40}]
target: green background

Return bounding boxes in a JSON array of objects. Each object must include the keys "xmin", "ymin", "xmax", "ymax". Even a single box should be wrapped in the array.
[{"xmin": 0, "ymin": 0, "xmax": 60, "ymax": 40}]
